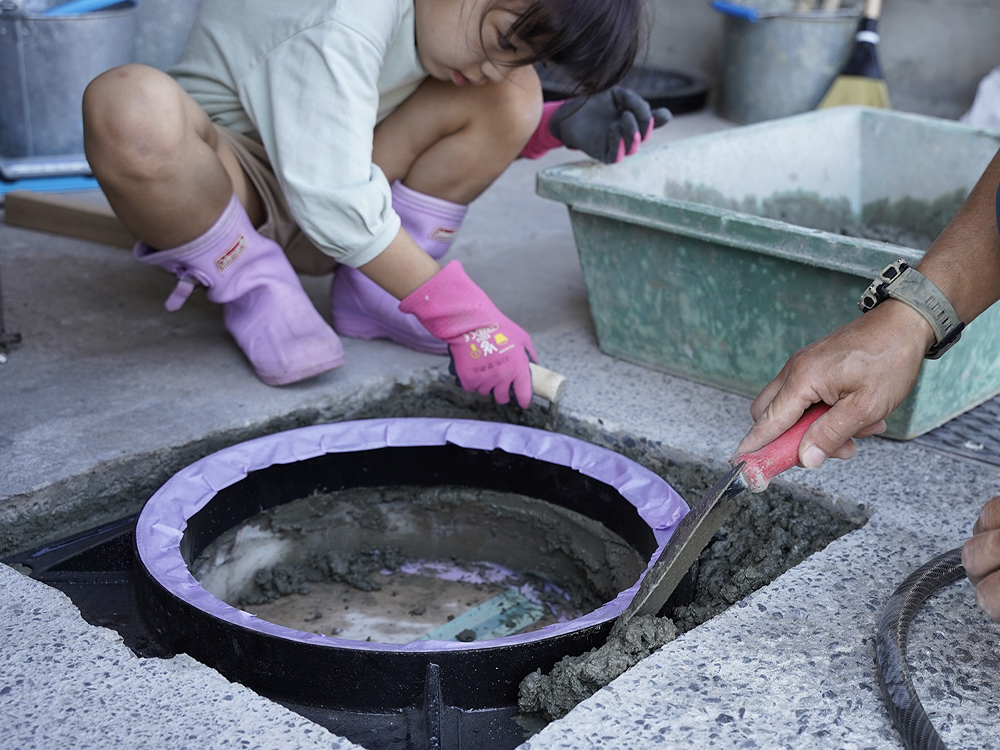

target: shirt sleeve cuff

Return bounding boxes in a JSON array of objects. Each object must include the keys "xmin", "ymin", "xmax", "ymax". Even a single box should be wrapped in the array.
[{"xmin": 322, "ymin": 210, "xmax": 402, "ymax": 269}]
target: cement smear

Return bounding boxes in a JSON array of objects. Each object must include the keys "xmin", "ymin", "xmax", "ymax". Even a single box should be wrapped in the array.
[
  {"xmin": 248, "ymin": 544, "xmax": 405, "ymax": 601},
  {"xmin": 518, "ymin": 614, "xmax": 678, "ymax": 720},
  {"xmin": 669, "ymin": 487, "xmax": 860, "ymax": 633}
]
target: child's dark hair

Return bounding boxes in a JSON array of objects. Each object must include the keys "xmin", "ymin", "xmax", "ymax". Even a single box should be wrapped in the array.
[{"xmin": 491, "ymin": 0, "xmax": 644, "ymax": 95}]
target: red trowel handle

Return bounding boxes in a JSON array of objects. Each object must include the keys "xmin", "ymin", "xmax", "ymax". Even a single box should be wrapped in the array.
[{"xmin": 735, "ymin": 403, "xmax": 832, "ymax": 493}]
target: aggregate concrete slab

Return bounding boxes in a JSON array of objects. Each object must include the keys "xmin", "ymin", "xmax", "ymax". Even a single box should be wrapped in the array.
[
  {"xmin": 0, "ymin": 562, "xmax": 360, "ymax": 750},
  {"xmin": 2, "ymin": 109, "xmax": 999, "ymax": 749}
]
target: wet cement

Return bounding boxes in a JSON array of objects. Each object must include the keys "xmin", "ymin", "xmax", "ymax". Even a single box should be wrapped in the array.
[
  {"xmin": 190, "ymin": 485, "xmax": 645, "ymax": 643},
  {"xmin": 516, "ymin": 458, "xmax": 864, "ymax": 722},
  {"xmin": 662, "ymin": 181, "xmax": 968, "ymax": 250},
  {"xmin": 518, "ymin": 614, "xmax": 678, "ymax": 720},
  {"xmin": 668, "ymin": 486, "xmax": 862, "ymax": 633}
]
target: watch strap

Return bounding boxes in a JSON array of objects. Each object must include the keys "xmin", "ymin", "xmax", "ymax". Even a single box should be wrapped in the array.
[{"xmin": 857, "ymin": 259, "xmax": 964, "ymax": 359}]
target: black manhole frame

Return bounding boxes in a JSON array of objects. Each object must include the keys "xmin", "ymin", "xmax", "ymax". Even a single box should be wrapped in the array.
[{"xmin": 133, "ymin": 417, "xmax": 688, "ymax": 714}]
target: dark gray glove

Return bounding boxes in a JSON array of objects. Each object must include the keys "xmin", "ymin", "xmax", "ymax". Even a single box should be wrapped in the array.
[{"xmin": 548, "ymin": 86, "xmax": 673, "ymax": 164}]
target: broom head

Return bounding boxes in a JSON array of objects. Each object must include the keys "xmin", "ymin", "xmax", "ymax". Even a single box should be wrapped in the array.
[
  {"xmin": 817, "ymin": 17, "xmax": 890, "ymax": 110},
  {"xmin": 817, "ymin": 75, "xmax": 891, "ymax": 109}
]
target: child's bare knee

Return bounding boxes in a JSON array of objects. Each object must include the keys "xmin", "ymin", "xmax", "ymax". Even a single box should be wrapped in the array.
[
  {"xmin": 85, "ymin": 64, "xmax": 162, "ymax": 127},
  {"xmin": 84, "ymin": 64, "xmax": 187, "ymax": 176},
  {"xmin": 485, "ymin": 70, "xmax": 543, "ymax": 148}
]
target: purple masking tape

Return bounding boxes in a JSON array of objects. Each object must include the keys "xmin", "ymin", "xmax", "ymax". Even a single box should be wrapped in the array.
[{"xmin": 135, "ymin": 418, "xmax": 688, "ymax": 653}]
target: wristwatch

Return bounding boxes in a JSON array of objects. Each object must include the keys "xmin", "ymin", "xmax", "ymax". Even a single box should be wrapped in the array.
[{"xmin": 857, "ymin": 259, "xmax": 965, "ymax": 360}]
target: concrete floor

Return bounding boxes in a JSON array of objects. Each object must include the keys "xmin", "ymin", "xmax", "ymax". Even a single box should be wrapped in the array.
[{"xmin": 2, "ymin": 109, "xmax": 1000, "ymax": 749}]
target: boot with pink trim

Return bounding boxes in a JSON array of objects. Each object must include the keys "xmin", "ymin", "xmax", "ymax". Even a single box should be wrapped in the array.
[{"xmin": 134, "ymin": 194, "xmax": 345, "ymax": 385}]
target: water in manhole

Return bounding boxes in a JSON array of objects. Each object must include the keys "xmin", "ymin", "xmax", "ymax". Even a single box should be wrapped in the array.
[{"xmin": 191, "ymin": 485, "xmax": 646, "ymax": 645}]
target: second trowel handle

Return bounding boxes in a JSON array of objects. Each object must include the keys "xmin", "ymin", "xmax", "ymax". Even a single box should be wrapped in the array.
[
  {"xmin": 529, "ymin": 362, "xmax": 567, "ymax": 405},
  {"xmin": 734, "ymin": 403, "xmax": 831, "ymax": 492}
]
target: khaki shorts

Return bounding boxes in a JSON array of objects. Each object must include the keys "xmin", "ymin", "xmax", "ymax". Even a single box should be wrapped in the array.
[{"xmin": 214, "ymin": 124, "xmax": 338, "ymax": 276}]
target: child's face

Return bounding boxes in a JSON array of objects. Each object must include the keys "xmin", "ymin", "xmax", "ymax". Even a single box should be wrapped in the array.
[{"xmin": 414, "ymin": 0, "xmax": 529, "ymax": 87}]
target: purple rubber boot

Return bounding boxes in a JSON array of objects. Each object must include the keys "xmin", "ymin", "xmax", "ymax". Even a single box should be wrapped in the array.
[
  {"xmin": 329, "ymin": 181, "xmax": 467, "ymax": 355},
  {"xmin": 135, "ymin": 194, "xmax": 345, "ymax": 386}
]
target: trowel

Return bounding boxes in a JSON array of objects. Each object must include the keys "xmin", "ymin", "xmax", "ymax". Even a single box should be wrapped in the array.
[{"xmin": 611, "ymin": 402, "xmax": 831, "ymax": 637}]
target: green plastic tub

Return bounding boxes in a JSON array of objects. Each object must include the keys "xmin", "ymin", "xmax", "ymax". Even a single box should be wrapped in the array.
[{"xmin": 537, "ymin": 107, "xmax": 1000, "ymax": 439}]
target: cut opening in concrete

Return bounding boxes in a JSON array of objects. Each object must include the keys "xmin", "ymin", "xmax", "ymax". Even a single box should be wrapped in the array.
[{"xmin": 4, "ymin": 383, "xmax": 868, "ymax": 749}]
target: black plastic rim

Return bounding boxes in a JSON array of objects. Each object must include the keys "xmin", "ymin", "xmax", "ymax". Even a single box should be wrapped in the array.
[
  {"xmin": 133, "ymin": 419, "xmax": 685, "ymax": 713},
  {"xmin": 538, "ymin": 65, "xmax": 709, "ymax": 115}
]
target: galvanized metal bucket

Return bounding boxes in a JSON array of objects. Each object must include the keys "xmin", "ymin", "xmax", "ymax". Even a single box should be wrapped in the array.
[
  {"xmin": 718, "ymin": 4, "xmax": 863, "ymax": 124},
  {"xmin": 0, "ymin": 0, "xmax": 137, "ymax": 159}
]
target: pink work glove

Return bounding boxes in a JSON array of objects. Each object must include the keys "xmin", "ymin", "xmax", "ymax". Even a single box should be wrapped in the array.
[
  {"xmin": 521, "ymin": 87, "xmax": 672, "ymax": 164},
  {"xmin": 399, "ymin": 261, "xmax": 537, "ymax": 408}
]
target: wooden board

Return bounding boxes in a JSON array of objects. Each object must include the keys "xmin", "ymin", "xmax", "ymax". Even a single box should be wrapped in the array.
[{"xmin": 3, "ymin": 191, "xmax": 135, "ymax": 249}]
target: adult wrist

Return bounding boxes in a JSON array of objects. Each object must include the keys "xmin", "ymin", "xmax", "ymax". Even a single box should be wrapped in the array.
[
  {"xmin": 858, "ymin": 259, "xmax": 965, "ymax": 359},
  {"xmin": 877, "ymin": 298, "xmax": 938, "ymax": 356}
]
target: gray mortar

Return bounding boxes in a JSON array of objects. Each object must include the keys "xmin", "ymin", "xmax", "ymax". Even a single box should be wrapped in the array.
[
  {"xmin": 247, "ymin": 545, "xmax": 407, "ymax": 603},
  {"xmin": 518, "ymin": 614, "xmax": 679, "ymax": 720},
  {"xmin": 662, "ymin": 181, "xmax": 968, "ymax": 251},
  {"xmin": 668, "ymin": 487, "xmax": 861, "ymax": 633},
  {"xmin": 191, "ymin": 485, "xmax": 646, "ymax": 623},
  {"xmin": 514, "ymin": 455, "xmax": 864, "ymax": 723}
]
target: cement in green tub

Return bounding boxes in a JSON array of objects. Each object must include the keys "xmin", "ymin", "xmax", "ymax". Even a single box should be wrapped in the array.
[{"xmin": 537, "ymin": 106, "xmax": 1000, "ymax": 439}]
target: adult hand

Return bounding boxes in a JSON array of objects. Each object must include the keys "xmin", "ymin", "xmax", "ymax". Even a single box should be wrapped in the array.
[
  {"xmin": 399, "ymin": 260, "xmax": 536, "ymax": 408},
  {"xmin": 963, "ymin": 495, "xmax": 1000, "ymax": 622},
  {"xmin": 730, "ymin": 299, "xmax": 935, "ymax": 468}
]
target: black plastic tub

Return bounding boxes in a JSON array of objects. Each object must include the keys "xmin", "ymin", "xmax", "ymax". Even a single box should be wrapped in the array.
[{"xmin": 131, "ymin": 418, "xmax": 688, "ymax": 749}]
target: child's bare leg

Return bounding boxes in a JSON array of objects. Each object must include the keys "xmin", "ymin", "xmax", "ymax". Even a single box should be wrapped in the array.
[
  {"xmin": 83, "ymin": 64, "xmax": 344, "ymax": 386},
  {"xmin": 83, "ymin": 64, "xmax": 262, "ymax": 249},
  {"xmin": 372, "ymin": 65, "xmax": 542, "ymax": 203}
]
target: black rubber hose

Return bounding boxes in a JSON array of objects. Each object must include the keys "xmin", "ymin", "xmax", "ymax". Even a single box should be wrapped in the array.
[{"xmin": 874, "ymin": 547, "xmax": 966, "ymax": 750}]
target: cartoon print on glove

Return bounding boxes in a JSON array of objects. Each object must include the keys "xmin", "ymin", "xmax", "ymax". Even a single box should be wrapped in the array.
[{"xmin": 463, "ymin": 324, "xmax": 515, "ymax": 359}]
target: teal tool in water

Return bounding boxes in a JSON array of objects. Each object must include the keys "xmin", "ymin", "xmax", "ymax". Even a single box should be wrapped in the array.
[{"xmin": 420, "ymin": 589, "xmax": 547, "ymax": 642}]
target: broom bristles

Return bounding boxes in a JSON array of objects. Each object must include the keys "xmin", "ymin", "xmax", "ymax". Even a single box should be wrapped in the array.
[{"xmin": 817, "ymin": 75, "xmax": 891, "ymax": 109}]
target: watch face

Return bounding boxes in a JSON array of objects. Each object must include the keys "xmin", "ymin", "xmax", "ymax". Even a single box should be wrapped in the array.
[{"xmin": 882, "ymin": 261, "xmax": 907, "ymax": 283}]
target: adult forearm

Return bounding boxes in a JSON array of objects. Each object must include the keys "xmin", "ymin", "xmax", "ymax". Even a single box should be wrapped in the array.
[
  {"xmin": 917, "ymin": 147, "xmax": 1000, "ymax": 325},
  {"xmin": 731, "ymin": 146, "xmax": 1000, "ymax": 464}
]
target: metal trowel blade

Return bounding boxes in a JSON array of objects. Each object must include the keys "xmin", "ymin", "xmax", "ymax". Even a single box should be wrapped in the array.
[{"xmin": 610, "ymin": 461, "xmax": 748, "ymax": 638}]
